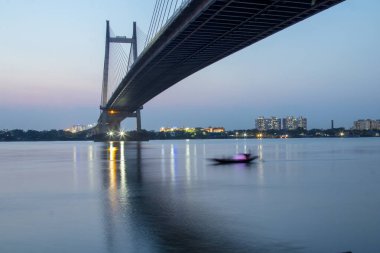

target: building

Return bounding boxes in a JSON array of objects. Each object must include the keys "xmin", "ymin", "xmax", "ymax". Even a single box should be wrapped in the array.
[
  {"xmin": 160, "ymin": 127, "xmax": 195, "ymax": 132},
  {"xmin": 353, "ymin": 119, "xmax": 380, "ymax": 130},
  {"xmin": 297, "ymin": 116, "xmax": 307, "ymax": 130},
  {"xmin": 270, "ymin": 117, "xmax": 281, "ymax": 130},
  {"xmin": 160, "ymin": 127, "xmax": 176, "ymax": 132},
  {"xmin": 282, "ymin": 116, "xmax": 307, "ymax": 130},
  {"xmin": 203, "ymin": 127, "xmax": 225, "ymax": 133},
  {"xmin": 375, "ymin": 120, "xmax": 380, "ymax": 130},
  {"xmin": 255, "ymin": 116, "xmax": 266, "ymax": 131},
  {"xmin": 159, "ymin": 126, "xmax": 224, "ymax": 133},
  {"xmin": 256, "ymin": 116, "xmax": 307, "ymax": 131},
  {"xmin": 255, "ymin": 116, "xmax": 281, "ymax": 131},
  {"xmin": 282, "ymin": 116, "xmax": 297, "ymax": 130},
  {"xmin": 65, "ymin": 124, "xmax": 95, "ymax": 133}
]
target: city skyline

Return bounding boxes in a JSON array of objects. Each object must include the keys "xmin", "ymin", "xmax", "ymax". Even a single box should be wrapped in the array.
[
  {"xmin": 64, "ymin": 116, "xmax": 379, "ymax": 132},
  {"xmin": 1, "ymin": 0, "xmax": 379, "ymax": 130}
]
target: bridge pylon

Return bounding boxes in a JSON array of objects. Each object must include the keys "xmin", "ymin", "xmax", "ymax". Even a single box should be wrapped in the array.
[{"xmin": 96, "ymin": 20, "xmax": 143, "ymax": 140}]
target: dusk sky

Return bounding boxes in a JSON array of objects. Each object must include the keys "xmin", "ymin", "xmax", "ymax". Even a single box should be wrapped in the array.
[{"xmin": 0, "ymin": 0, "xmax": 379, "ymax": 131}]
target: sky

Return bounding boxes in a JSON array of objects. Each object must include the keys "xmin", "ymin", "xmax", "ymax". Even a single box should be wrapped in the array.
[{"xmin": 0, "ymin": 0, "xmax": 379, "ymax": 131}]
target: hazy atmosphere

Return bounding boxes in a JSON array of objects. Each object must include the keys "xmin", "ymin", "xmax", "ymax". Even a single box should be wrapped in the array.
[
  {"xmin": 1, "ymin": 0, "xmax": 379, "ymax": 130},
  {"xmin": 1, "ymin": 2, "xmax": 380, "ymax": 252}
]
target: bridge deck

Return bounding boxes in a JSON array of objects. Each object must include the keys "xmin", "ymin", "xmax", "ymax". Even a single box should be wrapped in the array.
[{"xmin": 101, "ymin": 0, "xmax": 344, "ymax": 123}]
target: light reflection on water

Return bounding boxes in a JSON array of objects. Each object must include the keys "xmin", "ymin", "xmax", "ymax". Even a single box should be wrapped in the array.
[{"xmin": 0, "ymin": 138, "xmax": 380, "ymax": 252}]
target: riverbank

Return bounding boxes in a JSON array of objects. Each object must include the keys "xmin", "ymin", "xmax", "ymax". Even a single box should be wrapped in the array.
[{"xmin": 1, "ymin": 128, "xmax": 379, "ymax": 142}]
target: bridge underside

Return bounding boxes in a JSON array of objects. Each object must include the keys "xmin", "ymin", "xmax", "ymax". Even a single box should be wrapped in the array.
[{"xmin": 99, "ymin": 0, "xmax": 344, "ymax": 127}]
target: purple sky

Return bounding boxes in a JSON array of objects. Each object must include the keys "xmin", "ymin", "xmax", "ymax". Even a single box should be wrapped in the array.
[{"xmin": 0, "ymin": 0, "xmax": 379, "ymax": 131}]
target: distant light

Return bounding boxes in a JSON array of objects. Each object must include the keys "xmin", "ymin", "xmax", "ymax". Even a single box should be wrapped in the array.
[
  {"xmin": 107, "ymin": 131, "xmax": 114, "ymax": 136},
  {"xmin": 119, "ymin": 131, "xmax": 126, "ymax": 137},
  {"xmin": 339, "ymin": 132, "xmax": 345, "ymax": 137}
]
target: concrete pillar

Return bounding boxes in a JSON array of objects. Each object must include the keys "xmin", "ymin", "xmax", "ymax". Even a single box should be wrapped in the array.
[
  {"xmin": 132, "ymin": 22, "xmax": 138, "ymax": 62},
  {"xmin": 108, "ymin": 121, "xmax": 121, "ymax": 132},
  {"xmin": 136, "ymin": 109, "xmax": 141, "ymax": 132},
  {"xmin": 97, "ymin": 121, "xmax": 120, "ymax": 134},
  {"xmin": 101, "ymin": 20, "xmax": 110, "ymax": 107}
]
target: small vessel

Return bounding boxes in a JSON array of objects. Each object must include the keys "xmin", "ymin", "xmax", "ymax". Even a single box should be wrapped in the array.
[{"xmin": 212, "ymin": 153, "xmax": 258, "ymax": 164}]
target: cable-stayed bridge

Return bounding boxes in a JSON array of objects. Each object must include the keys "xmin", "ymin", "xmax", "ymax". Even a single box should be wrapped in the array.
[{"xmin": 94, "ymin": 0, "xmax": 345, "ymax": 139}]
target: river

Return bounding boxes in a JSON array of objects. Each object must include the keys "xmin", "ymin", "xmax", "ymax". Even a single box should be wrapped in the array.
[{"xmin": 0, "ymin": 138, "xmax": 379, "ymax": 252}]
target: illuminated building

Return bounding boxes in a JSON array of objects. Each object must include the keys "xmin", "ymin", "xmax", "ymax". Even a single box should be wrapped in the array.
[
  {"xmin": 270, "ymin": 117, "xmax": 281, "ymax": 130},
  {"xmin": 297, "ymin": 116, "xmax": 307, "ymax": 130},
  {"xmin": 282, "ymin": 116, "xmax": 307, "ymax": 130},
  {"xmin": 255, "ymin": 117, "xmax": 265, "ymax": 131},
  {"xmin": 160, "ymin": 127, "xmax": 174, "ymax": 132},
  {"xmin": 65, "ymin": 124, "xmax": 96, "ymax": 133},
  {"xmin": 255, "ymin": 116, "xmax": 281, "ymax": 131},
  {"xmin": 160, "ymin": 127, "xmax": 195, "ymax": 132},
  {"xmin": 353, "ymin": 119, "xmax": 380, "ymax": 130},
  {"xmin": 160, "ymin": 127, "xmax": 223, "ymax": 133},
  {"xmin": 282, "ymin": 116, "xmax": 297, "ymax": 130},
  {"xmin": 203, "ymin": 127, "xmax": 225, "ymax": 133}
]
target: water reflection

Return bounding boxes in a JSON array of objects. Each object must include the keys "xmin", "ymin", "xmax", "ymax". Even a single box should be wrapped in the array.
[
  {"xmin": 72, "ymin": 145, "xmax": 78, "ymax": 187},
  {"xmin": 170, "ymin": 144, "xmax": 176, "ymax": 182},
  {"xmin": 160, "ymin": 144, "xmax": 166, "ymax": 181},
  {"xmin": 119, "ymin": 142, "xmax": 128, "ymax": 205},
  {"xmin": 2, "ymin": 140, "xmax": 378, "ymax": 253},
  {"xmin": 185, "ymin": 141, "xmax": 191, "ymax": 184},
  {"xmin": 88, "ymin": 144, "xmax": 95, "ymax": 189},
  {"xmin": 97, "ymin": 141, "xmax": 299, "ymax": 253}
]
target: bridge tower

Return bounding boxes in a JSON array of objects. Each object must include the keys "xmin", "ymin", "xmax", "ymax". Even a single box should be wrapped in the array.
[{"xmin": 98, "ymin": 20, "xmax": 142, "ymax": 136}]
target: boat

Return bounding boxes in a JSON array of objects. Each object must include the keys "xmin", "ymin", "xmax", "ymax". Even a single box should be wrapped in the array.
[{"xmin": 211, "ymin": 153, "xmax": 258, "ymax": 164}]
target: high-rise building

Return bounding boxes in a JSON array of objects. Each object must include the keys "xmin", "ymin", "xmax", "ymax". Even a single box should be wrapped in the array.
[
  {"xmin": 353, "ymin": 119, "xmax": 380, "ymax": 130},
  {"xmin": 282, "ymin": 116, "xmax": 297, "ymax": 130},
  {"xmin": 256, "ymin": 116, "xmax": 307, "ymax": 131},
  {"xmin": 255, "ymin": 116, "xmax": 281, "ymax": 131},
  {"xmin": 255, "ymin": 116, "xmax": 266, "ymax": 131},
  {"xmin": 269, "ymin": 116, "xmax": 281, "ymax": 130},
  {"xmin": 297, "ymin": 116, "xmax": 307, "ymax": 130},
  {"xmin": 375, "ymin": 120, "xmax": 380, "ymax": 130},
  {"xmin": 282, "ymin": 116, "xmax": 307, "ymax": 130}
]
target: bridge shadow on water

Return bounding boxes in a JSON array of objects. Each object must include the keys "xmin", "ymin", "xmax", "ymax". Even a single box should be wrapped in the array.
[{"xmin": 98, "ymin": 141, "xmax": 302, "ymax": 253}]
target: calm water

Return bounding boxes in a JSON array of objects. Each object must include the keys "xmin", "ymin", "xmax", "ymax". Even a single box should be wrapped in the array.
[{"xmin": 0, "ymin": 138, "xmax": 379, "ymax": 253}]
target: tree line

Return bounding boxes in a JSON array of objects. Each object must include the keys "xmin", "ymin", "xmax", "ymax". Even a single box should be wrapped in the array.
[{"xmin": 1, "ymin": 127, "xmax": 379, "ymax": 142}]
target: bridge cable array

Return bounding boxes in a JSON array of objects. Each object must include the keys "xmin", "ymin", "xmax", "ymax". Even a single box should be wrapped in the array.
[
  {"xmin": 136, "ymin": 25, "xmax": 147, "ymax": 56},
  {"xmin": 105, "ymin": 0, "xmax": 190, "ymax": 102},
  {"xmin": 107, "ymin": 27, "xmax": 132, "ymax": 102},
  {"xmin": 145, "ymin": 0, "xmax": 191, "ymax": 47}
]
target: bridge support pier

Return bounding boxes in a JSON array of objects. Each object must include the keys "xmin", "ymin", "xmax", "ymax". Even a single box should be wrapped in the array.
[
  {"xmin": 93, "ymin": 111, "xmax": 122, "ymax": 141},
  {"xmin": 107, "ymin": 121, "xmax": 121, "ymax": 133},
  {"xmin": 129, "ymin": 107, "xmax": 148, "ymax": 141},
  {"xmin": 98, "ymin": 121, "xmax": 120, "ymax": 133},
  {"xmin": 136, "ymin": 109, "xmax": 141, "ymax": 132},
  {"xmin": 93, "ymin": 107, "xmax": 145, "ymax": 141}
]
